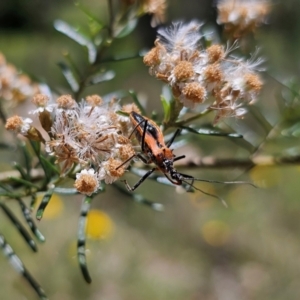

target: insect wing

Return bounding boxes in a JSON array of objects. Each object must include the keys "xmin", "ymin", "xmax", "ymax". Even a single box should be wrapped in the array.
[{"xmin": 130, "ymin": 112, "xmax": 166, "ymax": 149}]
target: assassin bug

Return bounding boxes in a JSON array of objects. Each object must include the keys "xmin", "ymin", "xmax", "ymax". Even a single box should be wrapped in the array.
[{"xmin": 117, "ymin": 111, "xmax": 253, "ymax": 202}]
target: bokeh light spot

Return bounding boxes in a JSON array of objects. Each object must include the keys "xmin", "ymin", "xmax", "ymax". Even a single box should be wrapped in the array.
[
  {"xmin": 250, "ymin": 166, "xmax": 281, "ymax": 188},
  {"xmin": 201, "ymin": 220, "xmax": 230, "ymax": 247},
  {"xmin": 85, "ymin": 209, "xmax": 114, "ymax": 240},
  {"xmin": 228, "ymin": 186, "xmax": 249, "ymax": 210}
]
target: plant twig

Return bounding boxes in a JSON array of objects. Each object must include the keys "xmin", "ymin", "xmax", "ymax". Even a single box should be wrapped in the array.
[
  {"xmin": 107, "ymin": 0, "xmax": 114, "ymax": 38},
  {"xmin": 0, "ymin": 169, "xmax": 44, "ymax": 183}
]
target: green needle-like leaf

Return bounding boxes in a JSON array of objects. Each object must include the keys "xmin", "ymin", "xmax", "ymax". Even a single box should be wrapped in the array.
[
  {"xmin": 17, "ymin": 199, "xmax": 45, "ymax": 243},
  {"xmin": 57, "ymin": 62, "xmax": 79, "ymax": 92},
  {"xmin": 77, "ymin": 196, "xmax": 93, "ymax": 283},
  {"xmin": 0, "ymin": 234, "xmax": 48, "ymax": 300},
  {"xmin": 30, "ymin": 140, "xmax": 41, "ymax": 156},
  {"xmin": 36, "ymin": 188, "xmax": 54, "ymax": 220},
  {"xmin": 88, "ymin": 70, "xmax": 115, "ymax": 85},
  {"xmin": 20, "ymin": 142, "xmax": 32, "ymax": 177},
  {"xmin": 161, "ymin": 95, "xmax": 171, "ymax": 124},
  {"xmin": 40, "ymin": 156, "xmax": 60, "ymax": 177},
  {"xmin": 9, "ymin": 177, "xmax": 40, "ymax": 189},
  {"xmin": 180, "ymin": 125, "xmax": 243, "ymax": 138},
  {"xmin": 116, "ymin": 110, "xmax": 129, "ymax": 117},
  {"xmin": 53, "ymin": 187, "xmax": 78, "ymax": 195},
  {"xmin": 113, "ymin": 183, "xmax": 164, "ymax": 211},
  {"xmin": 0, "ymin": 203, "xmax": 38, "ymax": 252},
  {"xmin": 75, "ymin": 3, "xmax": 104, "ymax": 27},
  {"xmin": 133, "ymin": 194, "xmax": 164, "ymax": 211},
  {"xmin": 30, "ymin": 194, "xmax": 37, "ymax": 210},
  {"xmin": 54, "ymin": 19, "xmax": 97, "ymax": 63},
  {"xmin": 13, "ymin": 162, "xmax": 29, "ymax": 181},
  {"xmin": 101, "ymin": 53, "xmax": 142, "ymax": 63},
  {"xmin": 0, "ymin": 142, "xmax": 13, "ymax": 149},
  {"xmin": 128, "ymin": 90, "xmax": 146, "ymax": 116},
  {"xmin": 115, "ymin": 18, "xmax": 138, "ymax": 38},
  {"xmin": 103, "ymin": 90, "xmax": 128, "ymax": 103}
]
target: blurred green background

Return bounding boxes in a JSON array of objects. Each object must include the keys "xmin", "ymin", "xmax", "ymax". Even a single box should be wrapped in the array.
[{"xmin": 2, "ymin": 1, "xmax": 300, "ymax": 299}]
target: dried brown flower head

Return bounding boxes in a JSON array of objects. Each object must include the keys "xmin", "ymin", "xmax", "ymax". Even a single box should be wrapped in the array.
[
  {"xmin": 32, "ymin": 94, "xmax": 49, "ymax": 107},
  {"xmin": 143, "ymin": 21, "xmax": 264, "ymax": 123},
  {"xmin": 5, "ymin": 115, "xmax": 29, "ymax": 132},
  {"xmin": 85, "ymin": 95, "xmax": 103, "ymax": 107},
  {"xmin": 172, "ymin": 61, "xmax": 195, "ymax": 82},
  {"xmin": 122, "ymin": 103, "xmax": 141, "ymax": 114},
  {"xmin": 5, "ymin": 115, "xmax": 45, "ymax": 142},
  {"xmin": 207, "ymin": 45, "xmax": 225, "ymax": 63},
  {"xmin": 74, "ymin": 169, "xmax": 100, "ymax": 196},
  {"xmin": 56, "ymin": 95, "xmax": 76, "ymax": 109},
  {"xmin": 181, "ymin": 82, "xmax": 206, "ymax": 107},
  {"xmin": 99, "ymin": 158, "xmax": 126, "ymax": 184},
  {"xmin": 0, "ymin": 53, "xmax": 40, "ymax": 104},
  {"xmin": 142, "ymin": 0, "xmax": 167, "ymax": 27},
  {"xmin": 217, "ymin": 0, "xmax": 270, "ymax": 38}
]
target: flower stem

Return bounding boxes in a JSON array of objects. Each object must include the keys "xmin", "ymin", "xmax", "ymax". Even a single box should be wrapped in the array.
[{"xmin": 175, "ymin": 109, "xmax": 211, "ymax": 127}]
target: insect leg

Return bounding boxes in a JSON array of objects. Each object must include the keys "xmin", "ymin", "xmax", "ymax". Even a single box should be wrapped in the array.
[
  {"xmin": 167, "ymin": 128, "xmax": 181, "ymax": 148},
  {"xmin": 166, "ymin": 129, "xmax": 181, "ymax": 147},
  {"xmin": 173, "ymin": 155, "xmax": 186, "ymax": 162},
  {"xmin": 122, "ymin": 167, "xmax": 156, "ymax": 191},
  {"xmin": 136, "ymin": 153, "xmax": 151, "ymax": 164},
  {"xmin": 178, "ymin": 172, "xmax": 195, "ymax": 186}
]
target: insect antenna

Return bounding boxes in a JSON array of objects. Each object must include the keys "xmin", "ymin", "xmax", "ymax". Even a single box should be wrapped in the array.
[
  {"xmin": 178, "ymin": 172, "xmax": 256, "ymax": 188},
  {"xmin": 128, "ymin": 119, "xmax": 145, "ymax": 139},
  {"xmin": 115, "ymin": 154, "xmax": 136, "ymax": 170},
  {"xmin": 192, "ymin": 178, "xmax": 256, "ymax": 187},
  {"xmin": 182, "ymin": 179, "xmax": 228, "ymax": 207},
  {"xmin": 179, "ymin": 172, "xmax": 257, "ymax": 207}
]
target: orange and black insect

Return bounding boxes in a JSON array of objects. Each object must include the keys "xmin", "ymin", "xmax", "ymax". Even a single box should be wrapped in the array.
[{"xmin": 117, "ymin": 111, "xmax": 251, "ymax": 201}]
